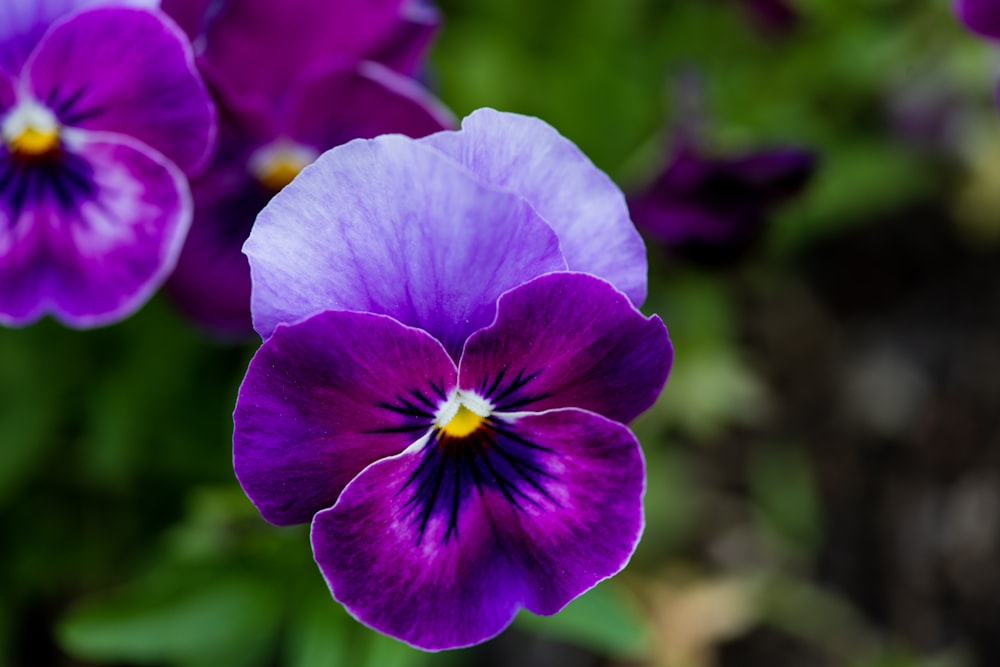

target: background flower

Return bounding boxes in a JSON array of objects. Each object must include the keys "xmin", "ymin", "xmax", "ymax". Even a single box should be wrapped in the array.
[{"xmin": 0, "ymin": 2, "xmax": 215, "ymax": 327}]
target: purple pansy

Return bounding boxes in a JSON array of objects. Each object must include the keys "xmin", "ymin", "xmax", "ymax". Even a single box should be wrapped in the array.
[
  {"xmin": 628, "ymin": 139, "xmax": 815, "ymax": 261},
  {"xmin": 955, "ymin": 0, "xmax": 1000, "ymax": 40},
  {"xmin": 233, "ymin": 110, "xmax": 671, "ymax": 649},
  {"xmin": 0, "ymin": 1, "xmax": 215, "ymax": 327}
]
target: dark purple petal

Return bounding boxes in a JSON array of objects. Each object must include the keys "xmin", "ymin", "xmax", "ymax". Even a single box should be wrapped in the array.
[
  {"xmin": 422, "ymin": 109, "xmax": 648, "ymax": 307},
  {"xmin": 0, "ymin": 0, "xmax": 157, "ymax": 74},
  {"xmin": 629, "ymin": 144, "xmax": 816, "ymax": 252},
  {"xmin": 159, "ymin": 0, "xmax": 211, "ymax": 39},
  {"xmin": 26, "ymin": 6, "xmax": 216, "ymax": 175},
  {"xmin": 199, "ymin": 0, "xmax": 431, "ymax": 105},
  {"xmin": 460, "ymin": 272, "xmax": 671, "ymax": 424},
  {"xmin": 286, "ymin": 59, "xmax": 453, "ymax": 147},
  {"xmin": 233, "ymin": 309, "xmax": 458, "ymax": 526},
  {"xmin": 0, "ymin": 131, "xmax": 190, "ymax": 327},
  {"xmin": 165, "ymin": 116, "xmax": 267, "ymax": 336},
  {"xmin": 369, "ymin": 0, "xmax": 439, "ymax": 75},
  {"xmin": 312, "ymin": 408, "xmax": 645, "ymax": 650},
  {"xmin": 956, "ymin": 0, "xmax": 1000, "ymax": 40},
  {"xmin": 246, "ymin": 135, "xmax": 566, "ymax": 356}
]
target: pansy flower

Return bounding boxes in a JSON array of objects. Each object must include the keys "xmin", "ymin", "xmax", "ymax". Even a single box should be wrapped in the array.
[
  {"xmin": 233, "ymin": 109, "xmax": 670, "ymax": 649},
  {"xmin": 0, "ymin": 0, "xmax": 215, "ymax": 327},
  {"xmin": 628, "ymin": 139, "xmax": 815, "ymax": 262}
]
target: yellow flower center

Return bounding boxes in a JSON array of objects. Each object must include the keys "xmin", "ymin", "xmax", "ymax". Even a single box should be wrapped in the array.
[
  {"xmin": 2, "ymin": 101, "xmax": 61, "ymax": 158},
  {"xmin": 9, "ymin": 125, "xmax": 60, "ymax": 156},
  {"xmin": 440, "ymin": 404, "xmax": 484, "ymax": 438},
  {"xmin": 249, "ymin": 141, "xmax": 319, "ymax": 192},
  {"xmin": 434, "ymin": 391, "xmax": 493, "ymax": 440}
]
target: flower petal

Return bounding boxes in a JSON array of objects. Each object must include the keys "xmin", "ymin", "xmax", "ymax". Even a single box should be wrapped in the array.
[
  {"xmin": 312, "ymin": 408, "xmax": 645, "ymax": 650},
  {"xmin": 421, "ymin": 108, "xmax": 649, "ymax": 307},
  {"xmin": 233, "ymin": 309, "xmax": 458, "ymax": 526},
  {"xmin": 460, "ymin": 272, "xmax": 671, "ymax": 424},
  {"xmin": 0, "ymin": 0, "xmax": 157, "ymax": 74},
  {"xmin": 26, "ymin": 6, "xmax": 216, "ymax": 175},
  {"xmin": 199, "ymin": 0, "xmax": 429, "ymax": 105},
  {"xmin": 286, "ymin": 59, "xmax": 453, "ymax": 148},
  {"xmin": 0, "ymin": 131, "xmax": 190, "ymax": 327},
  {"xmin": 166, "ymin": 120, "xmax": 266, "ymax": 336},
  {"xmin": 246, "ymin": 135, "xmax": 566, "ymax": 355}
]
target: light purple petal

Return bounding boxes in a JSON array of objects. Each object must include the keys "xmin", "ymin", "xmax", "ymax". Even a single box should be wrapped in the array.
[
  {"xmin": 421, "ymin": 108, "xmax": 648, "ymax": 307},
  {"xmin": 0, "ymin": 131, "xmax": 190, "ymax": 328},
  {"xmin": 246, "ymin": 135, "xmax": 567, "ymax": 356},
  {"xmin": 460, "ymin": 272, "xmax": 671, "ymax": 424},
  {"xmin": 312, "ymin": 408, "xmax": 645, "ymax": 650},
  {"xmin": 198, "ymin": 0, "xmax": 428, "ymax": 104},
  {"xmin": 286, "ymin": 59, "xmax": 453, "ymax": 147},
  {"xmin": 956, "ymin": 0, "xmax": 1000, "ymax": 39},
  {"xmin": 25, "ymin": 6, "xmax": 215, "ymax": 175},
  {"xmin": 233, "ymin": 309, "xmax": 458, "ymax": 526},
  {"xmin": 0, "ymin": 0, "xmax": 157, "ymax": 73}
]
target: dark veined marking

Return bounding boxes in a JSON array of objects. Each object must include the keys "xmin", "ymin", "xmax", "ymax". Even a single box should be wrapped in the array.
[
  {"xmin": 478, "ymin": 367, "xmax": 553, "ymax": 412},
  {"xmin": 396, "ymin": 417, "xmax": 562, "ymax": 546}
]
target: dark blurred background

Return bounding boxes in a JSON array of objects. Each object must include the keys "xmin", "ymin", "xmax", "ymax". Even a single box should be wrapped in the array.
[{"xmin": 5, "ymin": 0, "xmax": 1000, "ymax": 665}]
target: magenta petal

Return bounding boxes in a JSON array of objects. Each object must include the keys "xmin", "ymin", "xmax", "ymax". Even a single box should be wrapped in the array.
[
  {"xmin": 0, "ymin": 132, "xmax": 190, "ymax": 328},
  {"xmin": 26, "ymin": 6, "xmax": 215, "ymax": 175},
  {"xmin": 312, "ymin": 408, "xmax": 645, "ymax": 650},
  {"xmin": 287, "ymin": 59, "xmax": 453, "ymax": 147},
  {"xmin": 422, "ymin": 108, "xmax": 648, "ymax": 307},
  {"xmin": 460, "ymin": 272, "xmax": 672, "ymax": 424},
  {"xmin": 246, "ymin": 135, "xmax": 566, "ymax": 355},
  {"xmin": 233, "ymin": 309, "xmax": 458, "ymax": 526},
  {"xmin": 199, "ymin": 0, "xmax": 424, "ymax": 104}
]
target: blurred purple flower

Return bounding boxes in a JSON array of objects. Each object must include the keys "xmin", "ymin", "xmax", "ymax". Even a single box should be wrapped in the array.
[
  {"xmin": 628, "ymin": 139, "xmax": 816, "ymax": 261},
  {"xmin": 233, "ymin": 109, "xmax": 670, "ymax": 649},
  {"xmin": 955, "ymin": 0, "xmax": 1000, "ymax": 40},
  {"xmin": 0, "ymin": 1, "xmax": 215, "ymax": 327},
  {"xmin": 194, "ymin": 0, "xmax": 439, "ymax": 106},
  {"xmin": 162, "ymin": 0, "xmax": 450, "ymax": 335}
]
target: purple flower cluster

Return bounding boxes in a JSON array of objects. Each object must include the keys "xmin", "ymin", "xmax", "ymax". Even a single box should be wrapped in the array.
[
  {"xmin": 233, "ymin": 109, "xmax": 672, "ymax": 649},
  {"xmin": 0, "ymin": 0, "xmax": 214, "ymax": 327}
]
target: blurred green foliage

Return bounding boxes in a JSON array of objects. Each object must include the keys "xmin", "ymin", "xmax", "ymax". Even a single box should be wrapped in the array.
[{"xmin": 2, "ymin": 0, "xmax": 997, "ymax": 665}]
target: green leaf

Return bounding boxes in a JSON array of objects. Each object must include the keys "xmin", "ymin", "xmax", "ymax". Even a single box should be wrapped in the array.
[
  {"xmin": 515, "ymin": 580, "xmax": 646, "ymax": 658},
  {"xmin": 58, "ymin": 570, "xmax": 282, "ymax": 667}
]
